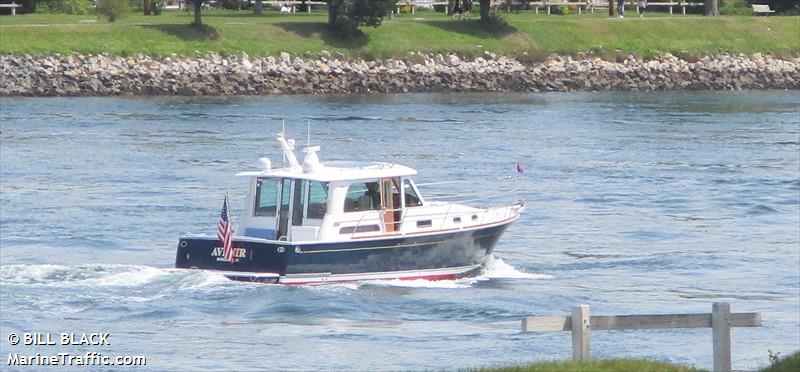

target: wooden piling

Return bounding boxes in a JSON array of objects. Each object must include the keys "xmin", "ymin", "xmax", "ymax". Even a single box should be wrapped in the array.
[
  {"xmin": 571, "ymin": 305, "xmax": 590, "ymax": 360},
  {"xmin": 712, "ymin": 302, "xmax": 732, "ymax": 372}
]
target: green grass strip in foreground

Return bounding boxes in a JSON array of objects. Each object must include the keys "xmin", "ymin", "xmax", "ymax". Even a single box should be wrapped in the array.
[
  {"xmin": 761, "ymin": 351, "xmax": 800, "ymax": 372},
  {"xmin": 1, "ymin": 10, "xmax": 798, "ymax": 58},
  {"xmin": 477, "ymin": 352, "xmax": 800, "ymax": 372},
  {"xmin": 474, "ymin": 359, "xmax": 701, "ymax": 372}
]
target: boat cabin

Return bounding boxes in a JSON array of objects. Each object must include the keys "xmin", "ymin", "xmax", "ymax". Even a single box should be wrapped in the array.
[
  {"xmin": 233, "ymin": 134, "xmax": 498, "ymax": 243},
  {"xmin": 236, "ymin": 160, "xmax": 433, "ymax": 242}
]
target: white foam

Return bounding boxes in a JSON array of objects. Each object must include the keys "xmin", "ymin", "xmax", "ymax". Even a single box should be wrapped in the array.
[
  {"xmin": 478, "ymin": 256, "xmax": 552, "ymax": 280},
  {"xmin": 361, "ymin": 278, "xmax": 475, "ymax": 289},
  {"xmin": 175, "ymin": 270, "xmax": 239, "ymax": 290},
  {"xmin": 0, "ymin": 264, "xmax": 63, "ymax": 284},
  {"xmin": 0, "ymin": 264, "xmax": 172, "ymax": 287},
  {"xmin": 301, "ymin": 256, "xmax": 549, "ymax": 289},
  {"xmin": 81, "ymin": 265, "xmax": 169, "ymax": 286}
]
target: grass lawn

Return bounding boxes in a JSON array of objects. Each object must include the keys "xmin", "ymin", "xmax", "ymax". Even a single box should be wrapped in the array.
[
  {"xmin": 475, "ymin": 358, "xmax": 701, "ymax": 372},
  {"xmin": 0, "ymin": 9, "xmax": 798, "ymax": 58}
]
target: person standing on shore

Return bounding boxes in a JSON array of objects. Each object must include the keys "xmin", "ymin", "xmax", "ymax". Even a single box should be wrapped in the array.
[
  {"xmin": 617, "ymin": 0, "xmax": 625, "ymax": 18},
  {"xmin": 452, "ymin": 0, "xmax": 463, "ymax": 19},
  {"xmin": 463, "ymin": 0, "xmax": 472, "ymax": 20},
  {"xmin": 637, "ymin": 0, "xmax": 647, "ymax": 17}
]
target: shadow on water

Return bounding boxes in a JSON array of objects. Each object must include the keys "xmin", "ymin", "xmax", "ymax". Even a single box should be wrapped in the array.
[
  {"xmin": 142, "ymin": 24, "xmax": 220, "ymax": 41},
  {"xmin": 423, "ymin": 19, "xmax": 516, "ymax": 39},
  {"xmin": 275, "ymin": 22, "xmax": 368, "ymax": 49}
]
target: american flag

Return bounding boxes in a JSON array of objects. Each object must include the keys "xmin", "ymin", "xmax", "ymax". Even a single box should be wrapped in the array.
[{"xmin": 218, "ymin": 195, "xmax": 234, "ymax": 263}]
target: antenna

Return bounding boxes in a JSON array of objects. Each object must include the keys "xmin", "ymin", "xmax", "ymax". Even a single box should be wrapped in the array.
[
  {"xmin": 282, "ymin": 119, "xmax": 286, "ymax": 167},
  {"xmin": 307, "ymin": 120, "xmax": 311, "ymax": 149}
]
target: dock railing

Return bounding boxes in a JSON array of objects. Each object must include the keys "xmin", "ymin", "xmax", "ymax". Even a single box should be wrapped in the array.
[{"xmin": 521, "ymin": 303, "xmax": 762, "ymax": 372}]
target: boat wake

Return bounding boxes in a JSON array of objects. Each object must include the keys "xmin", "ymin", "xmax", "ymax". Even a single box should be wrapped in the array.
[
  {"xmin": 0, "ymin": 263, "xmax": 231, "ymax": 291},
  {"xmin": 0, "ymin": 256, "xmax": 547, "ymax": 292},
  {"xmin": 354, "ymin": 256, "xmax": 550, "ymax": 289},
  {"xmin": 479, "ymin": 256, "xmax": 552, "ymax": 280}
]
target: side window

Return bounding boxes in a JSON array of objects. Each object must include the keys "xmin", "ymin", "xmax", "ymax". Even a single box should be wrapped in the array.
[
  {"xmin": 254, "ymin": 178, "xmax": 280, "ymax": 216},
  {"xmin": 306, "ymin": 181, "xmax": 328, "ymax": 219},
  {"xmin": 344, "ymin": 181, "xmax": 381, "ymax": 212},
  {"xmin": 404, "ymin": 179, "xmax": 422, "ymax": 207}
]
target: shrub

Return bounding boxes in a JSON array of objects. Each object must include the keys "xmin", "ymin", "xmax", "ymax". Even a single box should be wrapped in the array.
[
  {"xmin": 35, "ymin": 0, "xmax": 57, "ymax": 12},
  {"xmin": 95, "ymin": 0, "xmax": 132, "ymax": 22},
  {"xmin": 328, "ymin": 0, "xmax": 394, "ymax": 38},
  {"xmin": 550, "ymin": 5, "xmax": 570, "ymax": 15},
  {"xmin": 719, "ymin": 0, "xmax": 753, "ymax": 15},
  {"xmin": 34, "ymin": 0, "xmax": 89, "ymax": 14},
  {"xmin": 153, "ymin": 0, "xmax": 164, "ymax": 15},
  {"xmin": 780, "ymin": 4, "xmax": 800, "ymax": 15},
  {"xmin": 762, "ymin": 351, "xmax": 800, "ymax": 372},
  {"xmin": 398, "ymin": 2, "xmax": 413, "ymax": 13},
  {"xmin": 59, "ymin": 0, "xmax": 91, "ymax": 14},
  {"xmin": 771, "ymin": 0, "xmax": 800, "ymax": 13}
]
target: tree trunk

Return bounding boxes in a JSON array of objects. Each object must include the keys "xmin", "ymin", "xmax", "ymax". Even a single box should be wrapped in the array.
[
  {"xmin": 704, "ymin": 0, "xmax": 719, "ymax": 15},
  {"xmin": 327, "ymin": 0, "xmax": 340, "ymax": 26},
  {"xmin": 193, "ymin": 0, "xmax": 203, "ymax": 26},
  {"xmin": 479, "ymin": 0, "xmax": 489, "ymax": 20},
  {"xmin": 609, "ymin": 0, "xmax": 615, "ymax": 15},
  {"xmin": 254, "ymin": 0, "xmax": 263, "ymax": 14}
]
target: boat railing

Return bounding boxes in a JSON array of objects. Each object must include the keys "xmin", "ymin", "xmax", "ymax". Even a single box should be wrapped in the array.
[
  {"xmin": 351, "ymin": 212, "xmax": 370, "ymax": 239},
  {"xmin": 449, "ymin": 188, "xmax": 521, "ymax": 205},
  {"xmin": 421, "ymin": 176, "xmax": 521, "ymax": 206},
  {"xmin": 336, "ymin": 202, "xmax": 522, "ymax": 225},
  {"xmin": 438, "ymin": 203, "xmax": 454, "ymax": 230}
]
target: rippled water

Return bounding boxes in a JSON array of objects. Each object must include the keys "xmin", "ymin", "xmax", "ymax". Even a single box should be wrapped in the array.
[{"xmin": 1, "ymin": 92, "xmax": 798, "ymax": 371}]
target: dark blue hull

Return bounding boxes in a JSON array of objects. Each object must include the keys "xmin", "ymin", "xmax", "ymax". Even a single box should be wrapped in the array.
[{"xmin": 175, "ymin": 222, "xmax": 511, "ymax": 284}]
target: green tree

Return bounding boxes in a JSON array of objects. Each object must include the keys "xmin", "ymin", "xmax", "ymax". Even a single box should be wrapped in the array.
[
  {"xmin": 326, "ymin": 0, "xmax": 394, "ymax": 37},
  {"xmin": 96, "ymin": 0, "xmax": 132, "ymax": 22}
]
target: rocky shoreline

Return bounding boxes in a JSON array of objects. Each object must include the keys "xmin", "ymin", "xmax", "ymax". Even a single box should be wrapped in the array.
[{"xmin": 1, "ymin": 52, "xmax": 798, "ymax": 96}]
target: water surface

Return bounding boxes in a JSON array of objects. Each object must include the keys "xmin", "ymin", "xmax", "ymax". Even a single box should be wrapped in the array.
[{"xmin": 1, "ymin": 92, "xmax": 798, "ymax": 370}]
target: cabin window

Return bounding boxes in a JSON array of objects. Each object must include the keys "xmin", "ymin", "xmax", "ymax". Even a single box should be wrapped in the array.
[
  {"xmin": 339, "ymin": 225, "xmax": 381, "ymax": 234},
  {"xmin": 254, "ymin": 178, "xmax": 280, "ymax": 217},
  {"xmin": 403, "ymin": 179, "xmax": 422, "ymax": 207},
  {"xmin": 344, "ymin": 181, "xmax": 381, "ymax": 212},
  {"xmin": 306, "ymin": 181, "xmax": 328, "ymax": 219}
]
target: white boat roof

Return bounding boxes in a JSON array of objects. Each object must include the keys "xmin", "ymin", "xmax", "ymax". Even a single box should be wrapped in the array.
[
  {"xmin": 237, "ymin": 161, "xmax": 417, "ymax": 182},
  {"xmin": 235, "ymin": 133, "xmax": 418, "ymax": 182}
]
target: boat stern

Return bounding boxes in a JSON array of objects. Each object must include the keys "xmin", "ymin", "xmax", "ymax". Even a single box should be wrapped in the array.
[{"xmin": 175, "ymin": 235, "xmax": 287, "ymax": 282}]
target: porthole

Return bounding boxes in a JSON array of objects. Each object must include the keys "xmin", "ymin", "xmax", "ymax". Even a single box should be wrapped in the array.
[{"xmin": 277, "ymin": 247, "xmax": 285, "ymax": 253}]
